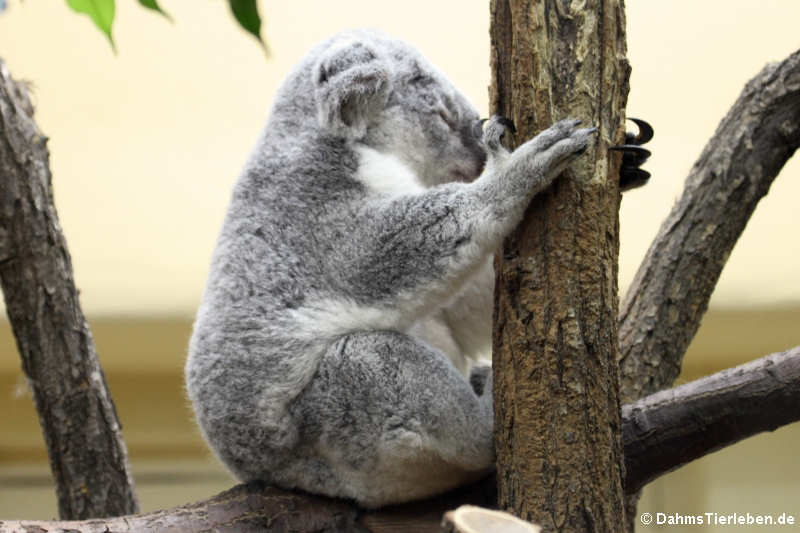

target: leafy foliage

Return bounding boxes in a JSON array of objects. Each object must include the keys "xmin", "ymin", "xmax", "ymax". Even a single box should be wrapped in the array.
[
  {"xmin": 65, "ymin": 0, "xmax": 116, "ymax": 50},
  {"xmin": 228, "ymin": 0, "xmax": 266, "ymax": 51},
  {"xmin": 138, "ymin": 0, "xmax": 172, "ymax": 21},
  {"xmin": 63, "ymin": 0, "xmax": 266, "ymax": 52}
]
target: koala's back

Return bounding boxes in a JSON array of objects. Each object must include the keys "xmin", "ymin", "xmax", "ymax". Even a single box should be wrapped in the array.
[
  {"xmin": 186, "ymin": 128, "xmax": 370, "ymax": 452},
  {"xmin": 186, "ymin": 33, "xmax": 409, "ymax": 474}
]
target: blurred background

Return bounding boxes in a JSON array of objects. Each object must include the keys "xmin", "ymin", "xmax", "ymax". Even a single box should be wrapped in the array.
[{"xmin": 0, "ymin": 1, "xmax": 798, "ymax": 530}]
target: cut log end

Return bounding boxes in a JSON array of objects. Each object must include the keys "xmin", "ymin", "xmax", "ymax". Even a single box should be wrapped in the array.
[{"xmin": 442, "ymin": 505, "xmax": 541, "ymax": 533}]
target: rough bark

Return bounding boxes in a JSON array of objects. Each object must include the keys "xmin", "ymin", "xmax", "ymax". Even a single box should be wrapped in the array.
[
  {"xmin": 489, "ymin": 1, "xmax": 629, "ymax": 531},
  {"xmin": 0, "ymin": 59, "xmax": 138, "ymax": 518},
  {"xmin": 0, "ymin": 478, "xmax": 497, "ymax": 533},
  {"xmin": 623, "ymin": 345, "xmax": 800, "ymax": 494},
  {"xmin": 618, "ymin": 48, "xmax": 800, "ymax": 403}
]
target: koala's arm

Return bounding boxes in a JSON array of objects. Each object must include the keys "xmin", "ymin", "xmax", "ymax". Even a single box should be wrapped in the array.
[
  {"xmin": 348, "ymin": 118, "xmax": 594, "ymax": 329},
  {"xmin": 308, "ymin": 36, "xmax": 593, "ymax": 337}
]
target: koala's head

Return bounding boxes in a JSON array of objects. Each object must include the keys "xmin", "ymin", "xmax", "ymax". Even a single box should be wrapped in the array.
[{"xmin": 312, "ymin": 31, "xmax": 486, "ymax": 187}]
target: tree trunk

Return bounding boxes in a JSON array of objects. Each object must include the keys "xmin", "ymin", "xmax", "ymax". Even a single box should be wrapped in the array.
[
  {"xmin": 0, "ymin": 59, "xmax": 138, "ymax": 519},
  {"xmin": 489, "ymin": 1, "xmax": 629, "ymax": 532}
]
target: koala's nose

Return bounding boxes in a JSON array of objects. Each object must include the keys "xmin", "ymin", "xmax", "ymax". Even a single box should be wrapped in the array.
[
  {"xmin": 460, "ymin": 120, "xmax": 488, "ymax": 178},
  {"xmin": 471, "ymin": 118, "xmax": 487, "ymax": 140},
  {"xmin": 450, "ymin": 118, "xmax": 487, "ymax": 180}
]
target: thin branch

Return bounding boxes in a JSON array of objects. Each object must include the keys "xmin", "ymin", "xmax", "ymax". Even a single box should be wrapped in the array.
[
  {"xmin": 623, "ymin": 346, "xmax": 800, "ymax": 493},
  {"xmin": 618, "ymin": 48, "xmax": 800, "ymax": 402},
  {"xmin": 0, "ymin": 59, "xmax": 138, "ymax": 518}
]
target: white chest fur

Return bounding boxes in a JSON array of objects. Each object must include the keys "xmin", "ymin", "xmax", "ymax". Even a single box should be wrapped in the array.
[{"xmin": 354, "ymin": 145, "xmax": 425, "ymax": 196}]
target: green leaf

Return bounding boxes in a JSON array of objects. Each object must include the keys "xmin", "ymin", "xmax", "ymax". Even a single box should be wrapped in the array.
[
  {"xmin": 66, "ymin": 0, "xmax": 116, "ymax": 51},
  {"xmin": 228, "ymin": 0, "xmax": 268, "ymax": 53},
  {"xmin": 138, "ymin": 0, "xmax": 172, "ymax": 21}
]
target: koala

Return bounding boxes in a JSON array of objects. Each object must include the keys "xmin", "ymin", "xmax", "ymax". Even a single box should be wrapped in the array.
[{"xmin": 186, "ymin": 29, "xmax": 595, "ymax": 508}]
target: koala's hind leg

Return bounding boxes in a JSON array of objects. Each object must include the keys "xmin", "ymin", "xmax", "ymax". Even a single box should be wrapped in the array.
[{"xmin": 293, "ymin": 329, "xmax": 494, "ymax": 508}]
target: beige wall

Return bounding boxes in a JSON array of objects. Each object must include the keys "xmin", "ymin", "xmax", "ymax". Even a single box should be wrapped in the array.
[{"xmin": 0, "ymin": 1, "xmax": 798, "ymax": 316}]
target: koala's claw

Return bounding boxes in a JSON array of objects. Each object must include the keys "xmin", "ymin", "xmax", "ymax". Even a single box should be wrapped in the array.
[
  {"xmin": 627, "ymin": 117, "xmax": 653, "ymax": 145},
  {"xmin": 610, "ymin": 117, "xmax": 654, "ymax": 191},
  {"xmin": 568, "ymin": 126, "xmax": 596, "ymax": 156},
  {"xmin": 559, "ymin": 118, "xmax": 583, "ymax": 129},
  {"xmin": 495, "ymin": 116, "xmax": 516, "ymax": 134},
  {"xmin": 577, "ymin": 126, "xmax": 598, "ymax": 144},
  {"xmin": 480, "ymin": 115, "xmax": 516, "ymax": 153}
]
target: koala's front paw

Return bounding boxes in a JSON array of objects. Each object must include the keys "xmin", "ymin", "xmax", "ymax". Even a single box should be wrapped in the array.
[
  {"xmin": 479, "ymin": 115, "xmax": 516, "ymax": 155},
  {"xmin": 543, "ymin": 123, "xmax": 597, "ymax": 165},
  {"xmin": 522, "ymin": 118, "xmax": 586, "ymax": 156},
  {"xmin": 514, "ymin": 119, "xmax": 596, "ymax": 184}
]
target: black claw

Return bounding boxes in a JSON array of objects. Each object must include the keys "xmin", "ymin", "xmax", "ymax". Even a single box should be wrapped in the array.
[
  {"xmin": 611, "ymin": 117, "xmax": 654, "ymax": 192},
  {"xmin": 627, "ymin": 117, "xmax": 654, "ymax": 145},
  {"xmin": 619, "ymin": 168, "xmax": 651, "ymax": 192},
  {"xmin": 609, "ymin": 144, "xmax": 651, "ymax": 167},
  {"xmin": 609, "ymin": 144, "xmax": 651, "ymax": 155},
  {"xmin": 496, "ymin": 115, "xmax": 516, "ymax": 135}
]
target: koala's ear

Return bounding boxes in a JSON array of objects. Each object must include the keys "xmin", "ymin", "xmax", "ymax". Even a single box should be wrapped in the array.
[{"xmin": 313, "ymin": 40, "xmax": 392, "ymax": 139}]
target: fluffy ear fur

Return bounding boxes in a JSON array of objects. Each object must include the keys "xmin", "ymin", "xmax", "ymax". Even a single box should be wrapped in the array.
[{"xmin": 313, "ymin": 39, "xmax": 392, "ymax": 139}]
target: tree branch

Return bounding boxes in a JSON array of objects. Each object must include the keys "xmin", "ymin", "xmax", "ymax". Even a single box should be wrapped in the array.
[
  {"xmin": 0, "ymin": 477, "xmax": 497, "ymax": 533},
  {"xmin": 618, "ymin": 48, "xmax": 800, "ymax": 402},
  {"xmin": 4, "ymin": 347, "xmax": 799, "ymax": 531},
  {"xmin": 623, "ymin": 345, "xmax": 800, "ymax": 494},
  {"xmin": 0, "ymin": 59, "xmax": 138, "ymax": 518}
]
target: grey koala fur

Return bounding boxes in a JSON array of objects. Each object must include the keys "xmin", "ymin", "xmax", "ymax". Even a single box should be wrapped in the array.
[{"xmin": 186, "ymin": 29, "xmax": 595, "ymax": 508}]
